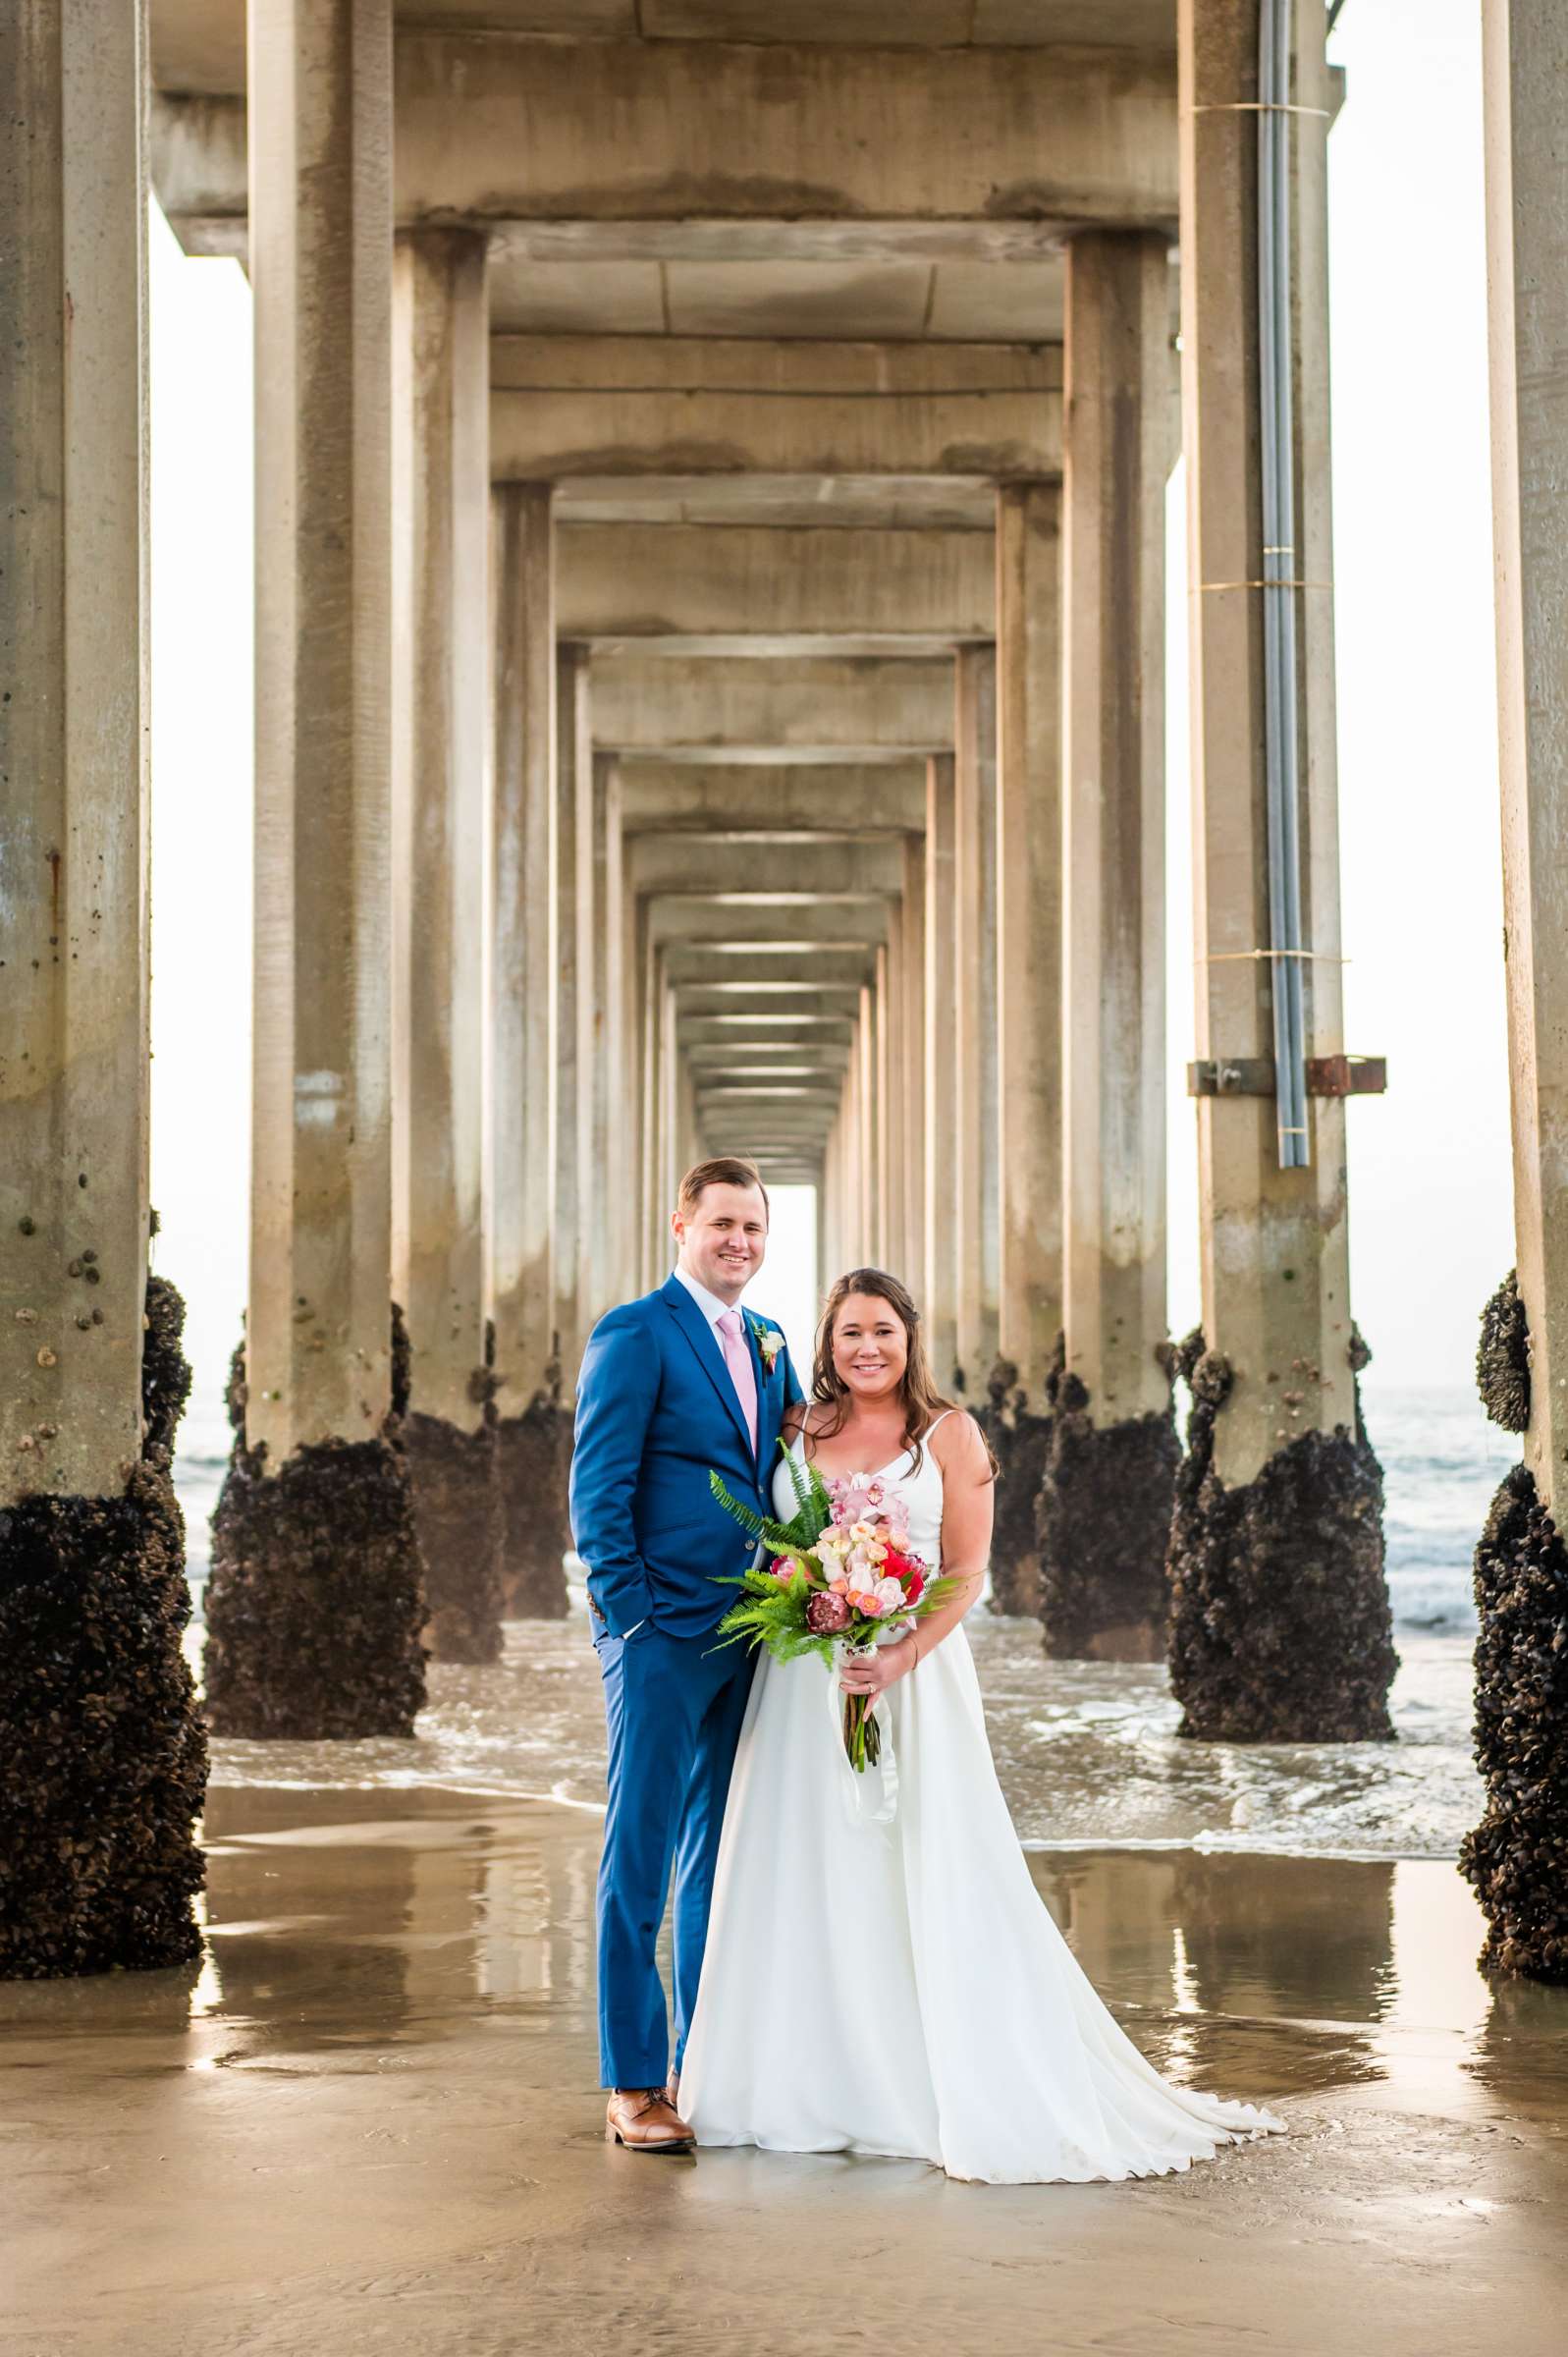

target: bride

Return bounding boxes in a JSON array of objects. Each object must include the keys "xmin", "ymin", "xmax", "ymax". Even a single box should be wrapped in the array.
[{"xmin": 678, "ymin": 1266, "xmax": 1284, "ymax": 2184}]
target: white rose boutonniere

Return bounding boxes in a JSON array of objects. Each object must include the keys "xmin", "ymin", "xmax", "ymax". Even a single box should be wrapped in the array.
[{"xmin": 748, "ymin": 1314, "xmax": 784, "ymax": 1376}]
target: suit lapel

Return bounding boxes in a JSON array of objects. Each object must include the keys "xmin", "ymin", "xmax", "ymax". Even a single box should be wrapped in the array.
[{"xmin": 662, "ymin": 1276, "xmax": 754, "ymax": 1464}]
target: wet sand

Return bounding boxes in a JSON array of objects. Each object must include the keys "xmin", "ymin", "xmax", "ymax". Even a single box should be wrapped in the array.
[{"xmin": 4, "ymin": 1787, "xmax": 1565, "ymax": 2357}]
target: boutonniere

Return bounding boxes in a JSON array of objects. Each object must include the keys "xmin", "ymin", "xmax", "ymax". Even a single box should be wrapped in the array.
[{"xmin": 747, "ymin": 1314, "xmax": 783, "ymax": 1376}]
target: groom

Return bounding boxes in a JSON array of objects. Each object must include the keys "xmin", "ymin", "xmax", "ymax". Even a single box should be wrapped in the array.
[{"xmin": 570, "ymin": 1156, "xmax": 803, "ymax": 2154}]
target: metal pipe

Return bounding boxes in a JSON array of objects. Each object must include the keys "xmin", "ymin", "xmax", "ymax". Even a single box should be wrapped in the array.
[{"xmin": 1258, "ymin": 0, "xmax": 1310, "ymax": 1168}]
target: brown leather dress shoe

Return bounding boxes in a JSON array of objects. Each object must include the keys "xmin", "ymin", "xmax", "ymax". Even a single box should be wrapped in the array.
[{"xmin": 605, "ymin": 2086, "xmax": 695, "ymax": 2155}]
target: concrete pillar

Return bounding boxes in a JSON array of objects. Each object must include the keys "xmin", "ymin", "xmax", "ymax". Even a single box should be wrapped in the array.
[
  {"xmin": 923, "ymin": 754, "xmax": 960, "ymax": 1387},
  {"xmin": 877, "ymin": 936, "xmax": 903, "ymax": 1278},
  {"xmin": 602, "ymin": 763, "xmax": 637, "ymax": 1307},
  {"xmin": 858, "ymin": 980, "xmax": 880, "ymax": 1264},
  {"xmin": 1041, "ymin": 230, "xmax": 1181, "ymax": 1664},
  {"xmin": 953, "ymin": 645, "xmax": 1001, "ymax": 1397},
  {"xmin": 1463, "ymin": 0, "xmax": 1568, "ymax": 1981},
  {"xmin": 491, "ymin": 482, "xmax": 568, "ymax": 1615},
  {"xmin": 552, "ymin": 645, "xmax": 588, "ymax": 1392},
  {"xmin": 1169, "ymin": 0, "xmax": 1392, "ymax": 1738},
  {"xmin": 577, "ymin": 753, "xmax": 615, "ymax": 1332},
  {"xmin": 390, "ymin": 226, "xmax": 502, "ymax": 1665},
  {"xmin": 205, "ymin": 0, "xmax": 427, "ymax": 1739},
  {"xmin": 841, "ymin": 1050, "xmax": 864, "ymax": 1270},
  {"xmin": 639, "ymin": 921, "xmax": 663, "ymax": 1286},
  {"xmin": 0, "ymin": 0, "xmax": 205, "ymax": 1975},
  {"xmin": 989, "ymin": 484, "xmax": 1062, "ymax": 1614},
  {"xmin": 901, "ymin": 838, "xmax": 927, "ymax": 1306}
]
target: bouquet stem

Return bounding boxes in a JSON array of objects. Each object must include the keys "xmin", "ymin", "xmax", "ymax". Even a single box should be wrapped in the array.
[{"xmin": 841, "ymin": 1647, "xmax": 883, "ymax": 1773}]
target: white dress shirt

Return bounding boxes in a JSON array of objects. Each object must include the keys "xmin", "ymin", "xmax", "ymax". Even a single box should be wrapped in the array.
[{"xmin": 673, "ymin": 1263, "xmax": 740, "ymax": 1333}]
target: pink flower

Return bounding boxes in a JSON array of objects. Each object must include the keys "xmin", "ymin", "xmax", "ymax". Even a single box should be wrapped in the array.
[
  {"xmin": 805, "ymin": 1590, "xmax": 850, "ymax": 1635},
  {"xmin": 770, "ymin": 1557, "xmax": 796, "ymax": 1584}
]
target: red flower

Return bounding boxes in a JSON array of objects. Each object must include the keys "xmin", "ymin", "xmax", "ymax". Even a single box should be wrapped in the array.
[{"xmin": 905, "ymin": 1569, "xmax": 925, "ymax": 1605}]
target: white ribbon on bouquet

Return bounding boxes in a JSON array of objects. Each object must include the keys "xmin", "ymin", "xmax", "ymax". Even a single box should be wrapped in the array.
[{"xmin": 830, "ymin": 1632, "xmax": 907, "ymax": 1829}]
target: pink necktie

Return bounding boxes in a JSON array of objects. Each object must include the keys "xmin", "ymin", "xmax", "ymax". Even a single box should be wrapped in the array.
[{"xmin": 717, "ymin": 1308, "xmax": 759, "ymax": 1455}]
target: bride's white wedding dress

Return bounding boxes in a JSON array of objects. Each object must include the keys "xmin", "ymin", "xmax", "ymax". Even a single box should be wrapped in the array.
[{"xmin": 679, "ymin": 1419, "xmax": 1284, "ymax": 2184}]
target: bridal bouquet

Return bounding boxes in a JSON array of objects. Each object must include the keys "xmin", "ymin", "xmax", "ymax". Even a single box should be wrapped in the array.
[{"xmin": 709, "ymin": 1449, "xmax": 957, "ymax": 1776}]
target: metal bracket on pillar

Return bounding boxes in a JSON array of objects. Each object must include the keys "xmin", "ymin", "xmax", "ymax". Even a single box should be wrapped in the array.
[{"xmin": 1186, "ymin": 1054, "xmax": 1386, "ymax": 1099}]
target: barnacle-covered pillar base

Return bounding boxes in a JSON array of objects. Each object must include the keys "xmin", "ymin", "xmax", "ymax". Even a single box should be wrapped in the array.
[{"xmin": 1166, "ymin": 1335, "xmax": 1396, "ymax": 1742}]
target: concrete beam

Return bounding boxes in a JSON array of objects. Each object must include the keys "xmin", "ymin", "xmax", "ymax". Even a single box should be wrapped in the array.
[
  {"xmin": 685, "ymin": 1044, "xmax": 852, "ymax": 1071},
  {"xmin": 662, "ymin": 947, "xmax": 878, "ymax": 989},
  {"xmin": 590, "ymin": 655, "xmax": 954, "ymax": 759},
  {"xmin": 630, "ymin": 836, "xmax": 904, "ymax": 898},
  {"xmin": 616, "ymin": 765, "xmax": 928, "ymax": 835},
  {"xmin": 491, "ymin": 335, "xmax": 1060, "ymax": 481},
  {"xmin": 148, "ymin": 5, "xmax": 1184, "ymax": 103},
  {"xmin": 646, "ymin": 896, "xmax": 892, "ymax": 947},
  {"xmin": 680, "ymin": 1016, "xmax": 856, "ymax": 1047},
  {"xmin": 558, "ymin": 477, "xmax": 997, "ymax": 532},
  {"xmin": 558, "ymin": 525, "xmax": 994, "ymax": 649},
  {"xmin": 676, "ymin": 993, "xmax": 863, "ymax": 1024},
  {"xmin": 150, "ymin": 38, "xmax": 1177, "ymax": 238}
]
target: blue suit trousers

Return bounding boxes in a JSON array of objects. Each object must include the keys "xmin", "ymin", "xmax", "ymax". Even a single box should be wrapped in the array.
[{"xmin": 594, "ymin": 1620, "xmax": 755, "ymax": 2089}]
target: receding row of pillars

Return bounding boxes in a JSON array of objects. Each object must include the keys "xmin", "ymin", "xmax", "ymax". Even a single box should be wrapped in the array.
[{"xmin": 4, "ymin": 0, "xmax": 1568, "ymax": 1984}]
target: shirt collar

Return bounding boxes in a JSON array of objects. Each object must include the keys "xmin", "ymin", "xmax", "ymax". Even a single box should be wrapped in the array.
[{"xmin": 674, "ymin": 1264, "xmax": 743, "ymax": 1332}]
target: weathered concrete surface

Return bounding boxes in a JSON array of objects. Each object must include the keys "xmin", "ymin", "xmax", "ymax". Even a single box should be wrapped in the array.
[
  {"xmin": 645, "ymin": 895, "xmax": 893, "ymax": 947},
  {"xmin": 590, "ymin": 653, "xmax": 954, "ymax": 756},
  {"xmin": 205, "ymin": 1321, "xmax": 428, "ymax": 1742},
  {"xmin": 392, "ymin": 228, "xmax": 491, "ymax": 1443},
  {"xmin": 1177, "ymin": 0, "xmax": 1358, "ymax": 1491},
  {"xmin": 979, "ymin": 1361, "xmax": 1052, "ymax": 1617},
  {"xmin": 390, "ymin": 224, "xmax": 500, "ymax": 1655},
  {"xmin": 1048, "ymin": 232, "xmax": 1175, "ymax": 1660},
  {"xmin": 1482, "ymin": 0, "xmax": 1568, "ymax": 1523},
  {"xmin": 923, "ymin": 754, "xmax": 960, "ymax": 1385},
  {"xmin": 1060, "ymin": 231, "xmax": 1171, "ymax": 1431},
  {"xmin": 616, "ymin": 763, "xmax": 928, "ymax": 832},
  {"xmin": 662, "ymin": 945, "xmax": 880, "ymax": 989},
  {"xmin": 8, "ymin": 1787, "xmax": 1565, "ymax": 2356},
  {"xmin": 556, "ymin": 523, "xmax": 994, "ymax": 645},
  {"xmin": 149, "ymin": 2, "xmax": 1185, "ymax": 100},
  {"xmin": 1040, "ymin": 1354, "xmax": 1179, "ymax": 1662},
  {"xmin": 406, "ymin": 1401, "xmax": 506, "ymax": 1666},
  {"xmin": 490, "ymin": 485, "xmax": 556, "ymax": 1427},
  {"xmin": 496, "ymin": 1404, "xmax": 571, "ymax": 1619},
  {"xmin": 246, "ymin": 0, "xmax": 396, "ymax": 1461},
  {"xmin": 1167, "ymin": 1331, "xmax": 1396, "ymax": 1745},
  {"xmin": 551, "ymin": 647, "xmax": 588, "ymax": 1386},
  {"xmin": 491, "ymin": 334, "xmax": 1061, "ymax": 480},
  {"xmin": 953, "ymin": 645, "xmax": 1001, "ymax": 1393},
  {"xmin": 631, "ymin": 833, "xmax": 904, "ymax": 899},
  {"xmin": 1462, "ymin": 1459, "xmax": 1568, "ymax": 1983},
  {"xmin": 0, "ymin": 1277, "xmax": 206, "ymax": 1979},
  {"xmin": 1, "ymin": 0, "xmax": 152, "ymax": 1503},
  {"xmin": 901, "ymin": 836, "xmax": 928, "ymax": 1303},
  {"xmin": 149, "ymin": 33, "xmax": 1178, "ymax": 227},
  {"xmin": 996, "ymin": 483, "xmax": 1064, "ymax": 1407}
]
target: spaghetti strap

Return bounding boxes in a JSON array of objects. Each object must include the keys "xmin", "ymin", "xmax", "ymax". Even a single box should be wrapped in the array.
[{"xmin": 924, "ymin": 1409, "xmax": 957, "ymax": 1438}]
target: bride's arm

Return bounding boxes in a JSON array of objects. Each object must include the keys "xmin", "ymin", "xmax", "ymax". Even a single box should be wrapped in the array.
[{"xmin": 838, "ymin": 1412, "xmax": 995, "ymax": 1696}]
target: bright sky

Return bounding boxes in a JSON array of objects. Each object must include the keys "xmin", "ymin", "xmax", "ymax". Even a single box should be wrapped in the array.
[{"xmin": 147, "ymin": 0, "xmax": 1508, "ymax": 1428}]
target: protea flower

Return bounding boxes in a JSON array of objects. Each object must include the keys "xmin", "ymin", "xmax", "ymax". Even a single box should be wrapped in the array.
[{"xmin": 805, "ymin": 1590, "xmax": 850, "ymax": 1635}]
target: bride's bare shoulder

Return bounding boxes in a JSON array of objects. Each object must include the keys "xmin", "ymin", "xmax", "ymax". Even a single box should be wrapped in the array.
[{"xmin": 929, "ymin": 1407, "xmax": 991, "ymax": 1478}]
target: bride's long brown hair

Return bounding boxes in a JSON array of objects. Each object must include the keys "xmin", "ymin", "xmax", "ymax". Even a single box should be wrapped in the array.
[{"xmin": 802, "ymin": 1267, "xmax": 996, "ymax": 1478}]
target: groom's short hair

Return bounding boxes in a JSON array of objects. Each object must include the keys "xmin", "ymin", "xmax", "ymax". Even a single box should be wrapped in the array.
[{"xmin": 677, "ymin": 1157, "xmax": 771, "ymax": 1222}]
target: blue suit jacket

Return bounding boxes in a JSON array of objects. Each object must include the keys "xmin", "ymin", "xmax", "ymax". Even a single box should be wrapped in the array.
[{"xmin": 569, "ymin": 1275, "xmax": 805, "ymax": 1641}]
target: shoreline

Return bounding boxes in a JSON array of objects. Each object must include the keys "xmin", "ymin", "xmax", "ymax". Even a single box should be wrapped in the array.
[{"xmin": 199, "ymin": 1767, "xmax": 1466, "ymax": 1868}]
